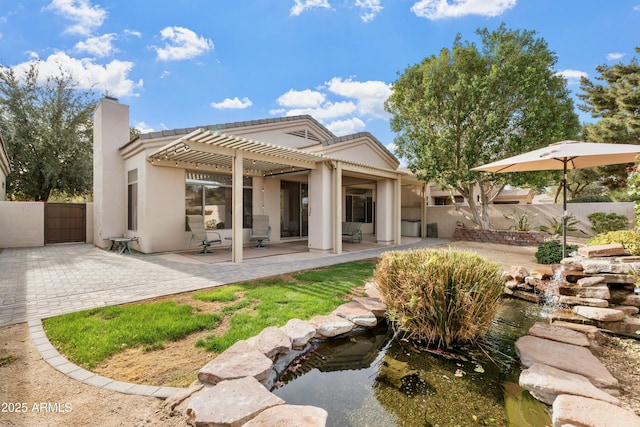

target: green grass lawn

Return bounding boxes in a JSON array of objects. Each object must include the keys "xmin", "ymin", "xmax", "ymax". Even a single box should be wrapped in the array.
[{"xmin": 43, "ymin": 260, "xmax": 377, "ymax": 370}]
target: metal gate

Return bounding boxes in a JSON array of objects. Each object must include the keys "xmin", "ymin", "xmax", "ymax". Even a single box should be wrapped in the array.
[{"xmin": 45, "ymin": 203, "xmax": 86, "ymax": 244}]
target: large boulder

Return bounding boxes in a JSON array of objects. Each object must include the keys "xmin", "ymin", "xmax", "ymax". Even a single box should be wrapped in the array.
[
  {"xmin": 515, "ymin": 335, "xmax": 618, "ymax": 389},
  {"xmin": 572, "ymin": 306, "xmax": 625, "ymax": 322},
  {"xmin": 281, "ymin": 318, "xmax": 317, "ymax": 349},
  {"xmin": 528, "ymin": 322, "xmax": 590, "ymax": 347},
  {"xmin": 309, "ymin": 315, "xmax": 354, "ymax": 338},
  {"xmin": 186, "ymin": 377, "xmax": 284, "ymax": 427},
  {"xmin": 332, "ymin": 301, "xmax": 378, "ymax": 327},
  {"xmin": 247, "ymin": 326, "xmax": 292, "ymax": 360},
  {"xmin": 552, "ymin": 394, "xmax": 640, "ymax": 427},
  {"xmin": 242, "ymin": 404, "xmax": 328, "ymax": 427},
  {"xmin": 519, "ymin": 363, "xmax": 619, "ymax": 405},
  {"xmin": 198, "ymin": 340, "xmax": 273, "ymax": 385}
]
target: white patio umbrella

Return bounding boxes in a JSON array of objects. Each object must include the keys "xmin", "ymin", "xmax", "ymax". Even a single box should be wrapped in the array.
[{"xmin": 472, "ymin": 140, "xmax": 640, "ymax": 258}]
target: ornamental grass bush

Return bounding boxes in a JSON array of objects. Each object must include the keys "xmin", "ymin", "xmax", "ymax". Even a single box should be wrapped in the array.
[
  {"xmin": 374, "ymin": 249, "xmax": 505, "ymax": 349},
  {"xmin": 588, "ymin": 230, "xmax": 640, "ymax": 255}
]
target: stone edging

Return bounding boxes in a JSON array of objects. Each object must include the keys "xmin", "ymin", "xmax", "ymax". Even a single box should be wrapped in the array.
[{"xmin": 28, "ymin": 318, "xmax": 182, "ymax": 399}]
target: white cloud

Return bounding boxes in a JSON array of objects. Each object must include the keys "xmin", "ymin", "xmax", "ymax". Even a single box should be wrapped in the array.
[
  {"xmin": 124, "ymin": 29, "xmax": 142, "ymax": 38},
  {"xmin": 285, "ymin": 101, "xmax": 357, "ymax": 120},
  {"xmin": 290, "ymin": 0, "xmax": 331, "ymax": 16},
  {"xmin": 355, "ymin": 0, "xmax": 383, "ymax": 22},
  {"xmin": 211, "ymin": 97, "xmax": 253, "ymax": 109},
  {"xmin": 277, "ymin": 89, "xmax": 326, "ymax": 108},
  {"xmin": 13, "ymin": 51, "xmax": 141, "ymax": 97},
  {"xmin": 325, "ymin": 77, "xmax": 391, "ymax": 118},
  {"xmin": 153, "ymin": 26, "xmax": 214, "ymax": 61},
  {"xmin": 44, "ymin": 0, "xmax": 107, "ymax": 36},
  {"xmin": 160, "ymin": 70, "xmax": 171, "ymax": 79},
  {"xmin": 326, "ymin": 117, "xmax": 366, "ymax": 136},
  {"xmin": 557, "ymin": 69, "xmax": 588, "ymax": 85},
  {"xmin": 134, "ymin": 121, "xmax": 154, "ymax": 134},
  {"xmin": 74, "ymin": 33, "xmax": 117, "ymax": 57},
  {"xmin": 411, "ymin": 0, "xmax": 517, "ymax": 19},
  {"xmin": 606, "ymin": 52, "xmax": 626, "ymax": 61}
]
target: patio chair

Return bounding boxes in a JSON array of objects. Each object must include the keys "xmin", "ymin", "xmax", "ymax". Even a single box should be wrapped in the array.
[
  {"xmin": 187, "ymin": 215, "xmax": 222, "ymax": 255},
  {"xmin": 250, "ymin": 215, "xmax": 271, "ymax": 248}
]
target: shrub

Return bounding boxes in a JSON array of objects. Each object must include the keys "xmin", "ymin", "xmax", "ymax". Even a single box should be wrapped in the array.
[
  {"xmin": 374, "ymin": 249, "xmax": 504, "ymax": 349},
  {"xmin": 535, "ymin": 241, "xmax": 578, "ymax": 264},
  {"xmin": 588, "ymin": 230, "xmax": 640, "ymax": 255},
  {"xmin": 587, "ymin": 212, "xmax": 628, "ymax": 234},
  {"xmin": 568, "ymin": 195, "xmax": 612, "ymax": 203}
]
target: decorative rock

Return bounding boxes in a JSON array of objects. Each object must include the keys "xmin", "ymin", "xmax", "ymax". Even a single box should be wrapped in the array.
[
  {"xmin": 281, "ymin": 319, "xmax": 316, "ymax": 349},
  {"xmin": 614, "ymin": 305, "xmax": 640, "ymax": 316},
  {"xmin": 528, "ymin": 322, "xmax": 590, "ymax": 347},
  {"xmin": 163, "ymin": 382, "xmax": 204, "ymax": 411},
  {"xmin": 506, "ymin": 266, "xmax": 529, "ymax": 283},
  {"xmin": 514, "ymin": 335, "xmax": 619, "ymax": 389},
  {"xmin": 599, "ymin": 317, "xmax": 640, "ymax": 334},
  {"xmin": 598, "ymin": 273, "xmax": 636, "ymax": 285},
  {"xmin": 529, "ymin": 267, "xmax": 554, "ymax": 280},
  {"xmin": 550, "ymin": 321, "xmax": 600, "ymax": 340},
  {"xmin": 550, "ymin": 309, "xmax": 596, "ymax": 326},
  {"xmin": 573, "ymin": 306, "xmax": 625, "ymax": 322},
  {"xmin": 186, "ymin": 377, "xmax": 284, "ymax": 427},
  {"xmin": 560, "ymin": 256, "xmax": 584, "ymax": 271},
  {"xmin": 247, "ymin": 326, "xmax": 292, "ymax": 360},
  {"xmin": 581, "ymin": 260, "xmax": 636, "ymax": 275},
  {"xmin": 309, "ymin": 314, "xmax": 354, "ymax": 338},
  {"xmin": 364, "ymin": 281, "xmax": 382, "ymax": 300},
  {"xmin": 504, "ymin": 287, "xmax": 542, "ymax": 303},
  {"xmin": 620, "ymin": 294, "xmax": 640, "ymax": 308},
  {"xmin": 557, "ymin": 295, "xmax": 609, "ymax": 308},
  {"xmin": 519, "ymin": 363, "xmax": 619, "ymax": 405},
  {"xmin": 552, "ymin": 394, "xmax": 640, "ymax": 427},
  {"xmin": 332, "ymin": 301, "xmax": 378, "ymax": 327},
  {"xmin": 242, "ymin": 404, "xmax": 328, "ymax": 426},
  {"xmin": 198, "ymin": 341, "xmax": 273, "ymax": 385},
  {"xmin": 559, "ymin": 283, "xmax": 611, "ymax": 299},
  {"xmin": 505, "ymin": 279, "xmax": 534, "ymax": 291},
  {"xmin": 576, "ymin": 276, "xmax": 605, "ymax": 287},
  {"xmin": 352, "ymin": 297, "xmax": 387, "ymax": 317},
  {"xmin": 578, "ymin": 243, "xmax": 626, "ymax": 258}
]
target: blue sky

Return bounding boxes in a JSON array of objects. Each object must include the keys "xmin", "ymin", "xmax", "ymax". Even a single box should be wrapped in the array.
[{"xmin": 0, "ymin": 0, "xmax": 639, "ymax": 155}]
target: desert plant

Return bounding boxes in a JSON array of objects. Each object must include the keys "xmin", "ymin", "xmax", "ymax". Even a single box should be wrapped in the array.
[
  {"xmin": 374, "ymin": 249, "xmax": 504, "ymax": 349},
  {"xmin": 537, "ymin": 214, "xmax": 583, "ymax": 235},
  {"xmin": 588, "ymin": 230, "xmax": 640, "ymax": 255},
  {"xmin": 568, "ymin": 195, "xmax": 612, "ymax": 203},
  {"xmin": 535, "ymin": 241, "xmax": 579, "ymax": 264},
  {"xmin": 503, "ymin": 210, "xmax": 534, "ymax": 231},
  {"xmin": 587, "ymin": 212, "xmax": 628, "ymax": 234}
]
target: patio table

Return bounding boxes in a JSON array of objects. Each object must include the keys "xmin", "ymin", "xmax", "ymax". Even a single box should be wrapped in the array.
[{"xmin": 108, "ymin": 237, "xmax": 138, "ymax": 255}]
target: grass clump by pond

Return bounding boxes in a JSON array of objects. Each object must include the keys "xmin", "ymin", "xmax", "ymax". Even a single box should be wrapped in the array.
[
  {"xmin": 43, "ymin": 302, "xmax": 221, "ymax": 369},
  {"xmin": 374, "ymin": 249, "xmax": 504, "ymax": 349},
  {"xmin": 194, "ymin": 260, "xmax": 376, "ymax": 352}
]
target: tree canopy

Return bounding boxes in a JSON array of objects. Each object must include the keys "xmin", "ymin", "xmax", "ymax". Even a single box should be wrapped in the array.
[
  {"xmin": 0, "ymin": 62, "xmax": 98, "ymax": 201},
  {"xmin": 385, "ymin": 24, "xmax": 580, "ymax": 229},
  {"xmin": 572, "ymin": 47, "xmax": 640, "ymax": 200}
]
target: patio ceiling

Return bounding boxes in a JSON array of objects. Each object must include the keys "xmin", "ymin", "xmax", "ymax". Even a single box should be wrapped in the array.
[{"xmin": 148, "ymin": 128, "xmax": 327, "ymax": 174}]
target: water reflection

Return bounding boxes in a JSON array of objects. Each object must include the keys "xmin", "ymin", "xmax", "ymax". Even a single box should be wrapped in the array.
[{"xmin": 272, "ymin": 297, "xmax": 552, "ymax": 427}]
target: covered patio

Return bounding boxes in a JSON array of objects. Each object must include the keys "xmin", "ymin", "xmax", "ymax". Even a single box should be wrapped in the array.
[{"xmin": 93, "ymin": 98, "xmax": 428, "ymax": 263}]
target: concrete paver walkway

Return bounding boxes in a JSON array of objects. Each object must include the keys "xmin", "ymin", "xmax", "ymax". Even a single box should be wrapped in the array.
[{"xmin": 0, "ymin": 239, "xmax": 446, "ymax": 397}]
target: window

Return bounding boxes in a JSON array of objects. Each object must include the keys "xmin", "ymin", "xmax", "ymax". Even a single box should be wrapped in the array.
[
  {"xmin": 345, "ymin": 189, "xmax": 373, "ymax": 223},
  {"xmin": 185, "ymin": 171, "xmax": 252, "ymax": 229},
  {"xmin": 127, "ymin": 169, "xmax": 138, "ymax": 231}
]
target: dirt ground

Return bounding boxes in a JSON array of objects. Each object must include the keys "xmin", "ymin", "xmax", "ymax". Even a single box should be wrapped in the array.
[{"xmin": 0, "ymin": 241, "xmax": 638, "ymax": 426}]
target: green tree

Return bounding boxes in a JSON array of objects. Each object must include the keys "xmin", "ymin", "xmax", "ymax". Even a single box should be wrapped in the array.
[
  {"xmin": 385, "ymin": 24, "xmax": 580, "ymax": 229},
  {"xmin": 0, "ymin": 62, "xmax": 98, "ymax": 201},
  {"xmin": 574, "ymin": 47, "xmax": 640, "ymax": 198}
]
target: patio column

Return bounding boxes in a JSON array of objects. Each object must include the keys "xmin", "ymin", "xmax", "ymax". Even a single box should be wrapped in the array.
[
  {"xmin": 333, "ymin": 161, "xmax": 342, "ymax": 254},
  {"xmin": 308, "ymin": 162, "xmax": 333, "ymax": 253},
  {"xmin": 421, "ymin": 182, "xmax": 427, "ymax": 238},
  {"xmin": 376, "ymin": 179, "xmax": 394, "ymax": 244},
  {"xmin": 395, "ymin": 175, "xmax": 401, "ymax": 245},
  {"xmin": 232, "ymin": 150, "xmax": 243, "ymax": 263}
]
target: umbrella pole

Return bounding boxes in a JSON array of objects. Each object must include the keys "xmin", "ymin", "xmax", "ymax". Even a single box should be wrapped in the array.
[{"xmin": 562, "ymin": 161, "xmax": 567, "ymax": 260}]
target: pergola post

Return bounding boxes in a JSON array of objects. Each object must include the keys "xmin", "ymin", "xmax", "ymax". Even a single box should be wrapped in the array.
[
  {"xmin": 232, "ymin": 150, "xmax": 243, "ymax": 263},
  {"xmin": 333, "ymin": 161, "xmax": 342, "ymax": 255}
]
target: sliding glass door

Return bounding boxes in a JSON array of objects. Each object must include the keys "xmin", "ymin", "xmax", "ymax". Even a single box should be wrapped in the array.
[{"xmin": 280, "ymin": 181, "xmax": 308, "ymax": 238}]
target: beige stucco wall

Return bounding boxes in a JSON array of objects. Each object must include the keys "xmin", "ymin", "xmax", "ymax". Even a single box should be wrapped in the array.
[
  {"xmin": 0, "ymin": 201, "xmax": 44, "ymax": 248},
  {"xmin": 308, "ymin": 163, "xmax": 334, "ymax": 252},
  {"xmin": 426, "ymin": 202, "xmax": 636, "ymax": 239}
]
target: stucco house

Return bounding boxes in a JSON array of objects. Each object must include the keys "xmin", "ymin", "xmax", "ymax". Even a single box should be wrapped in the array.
[
  {"xmin": 93, "ymin": 97, "xmax": 427, "ymax": 262},
  {"xmin": 0, "ymin": 134, "xmax": 10, "ymax": 201}
]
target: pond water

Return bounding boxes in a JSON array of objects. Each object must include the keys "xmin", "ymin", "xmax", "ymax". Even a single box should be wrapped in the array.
[{"xmin": 272, "ymin": 298, "xmax": 553, "ymax": 427}]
